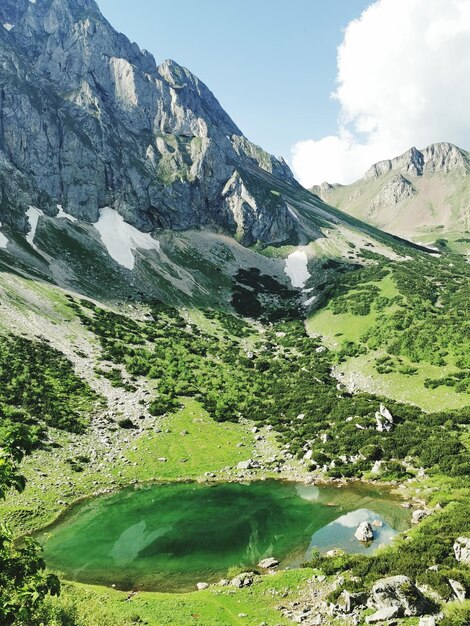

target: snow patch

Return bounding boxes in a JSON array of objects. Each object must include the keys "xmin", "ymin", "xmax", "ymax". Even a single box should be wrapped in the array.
[
  {"xmin": 284, "ymin": 249, "xmax": 310, "ymax": 289},
  {"xmin": 29, "ymin": 0, "xmax": 37, "ymax": 4},
  {"xmin": 26, "ymin": 206, "xmax": 44, "ymax": 250},
  {"xmin": 56, "ymin": 204, "xmax": 77, "ymax": 222},
  {"xmin": 3, "ymin": 23, "xmax": 14, "ymax": 31},
  {"xmin": 94, "ymin": 207, "xmax": 160, "ymax": 270},
  {"xmin": 0, "ymin": 223, "xmax": 8, "ymax": 249},
  {"xmin": 303, "ymin": 295, "xmax": 317, "ymax": 307},
  {"xmin": 287, "ymin": 205, "xmax": 300, "ymax": 222}
]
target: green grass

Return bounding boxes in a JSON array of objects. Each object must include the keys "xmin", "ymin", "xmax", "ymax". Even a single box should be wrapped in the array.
[
  {"xmin": 338, "ymin": 351, "xmax": 470, "ymax": 412},
  {"xmin": 43, "ymin": 569, "xmax": 315, "ymax": 626},
  {"xmin": 117, "ymin": 399, "xmax": 256, "ymax": 482},
  {"xmin": 307, "ymin": 274, "xmax": 398, "ymax": 348}
]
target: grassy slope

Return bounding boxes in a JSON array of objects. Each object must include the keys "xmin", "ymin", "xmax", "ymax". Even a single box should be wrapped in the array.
[
  {"xmin": 307, "ymin": 273, "xmax": 470, "ymax": 411},
  {"xmin": 46, "ymin": 569, "xmax": 316, "ymax": 626}
]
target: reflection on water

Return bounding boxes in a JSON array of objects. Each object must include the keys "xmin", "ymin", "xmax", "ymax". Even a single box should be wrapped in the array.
[
  {"xmin": 306, "ymin": 508, "xmax": 398, "ymax": 558},
  {"xmin": 39, "ymin": 481, "xmax": 410, "ymax": 592}
]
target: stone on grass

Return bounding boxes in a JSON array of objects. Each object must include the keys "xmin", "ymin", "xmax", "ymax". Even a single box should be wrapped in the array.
[
  {"xmin": 258, "ymin": 557, "xmax": 279, "ymax": 569},
  {"xmin": 231, "ymin": 572, "xmax": 255, "ymax": 588},
  {"xmin": 196, "ymin": 582, "xmax": 209, "ymax": 590},
  {"xmin": 366, "ymin": 606, "xmax": 400, "ymax": 623},
  {"xmin": 453, "ymin": 537, "xmax": 470, "ymax": 564},
  {"xmin": 368, "ymin": 575, "xmax": 434, "ymax": 617}
]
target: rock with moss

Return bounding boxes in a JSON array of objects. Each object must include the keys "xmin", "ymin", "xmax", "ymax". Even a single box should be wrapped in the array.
[{"xmin": 368, "ymin": 575, "xmax": 435, "ymax": 617}]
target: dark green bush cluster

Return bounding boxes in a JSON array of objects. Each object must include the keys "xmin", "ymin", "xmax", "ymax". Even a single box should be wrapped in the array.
[{"xmin": 0, "ymin": 335, "xmax": 96, "ymax": 433}]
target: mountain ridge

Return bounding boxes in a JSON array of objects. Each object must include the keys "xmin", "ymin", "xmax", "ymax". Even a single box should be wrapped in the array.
[{"xmin": 311, "ymin": 142, "xmax": 470, "ymax": 243}]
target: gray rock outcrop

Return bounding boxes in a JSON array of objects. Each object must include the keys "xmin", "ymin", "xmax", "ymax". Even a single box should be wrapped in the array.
[
  {"xmin": 368, "ymin": 575, "xmax": 434, "ymax": 617},
  {"xmin": 370, "ymin": 175, "xmax": 416, "ymax": 210},
  {"xmin": 231, "ymin": 572, "xmax": 255, "ymax": 588},
  {"xmin": 0, "ymin": 0, "xmax": 302, "ymax": 246},
  {"xmin": 453, "ymin": 537, "xmax": 470, "ymax": 564}
]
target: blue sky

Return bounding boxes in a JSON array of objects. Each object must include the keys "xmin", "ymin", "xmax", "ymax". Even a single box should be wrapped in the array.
[{"xmin": 96, "ymin": 0, "xmax": 371, "ymax": 160}]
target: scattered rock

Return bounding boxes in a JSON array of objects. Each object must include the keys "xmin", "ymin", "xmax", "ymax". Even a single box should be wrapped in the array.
[
  {"xmin": 196, "ymin": 582, "xmax": 209, "ymax": 590},
  {"xmin": 375, "ymin": 403, "xmax": 394, "ymax": 432},
  {"xmin": 231, "ymin": 573, "xmax": 255, "ymax": 588},
  {"xmin": 412, "ymin": 509, "xmax": 430, "ymax": 524},
  {"xmin": 258, "ymin": 557, "xmax": 280, "ymax": 569},
  {"xmin": 419, "ymin": 616, "xmax": 437, "ymax": 626},
  {"xmin": 355, "ymin": 521, "xmax": 374, "ymax": 542},
  {"xmin": 366, "ymin": 606, "xmax": 400, "ymax": 623},
  {"xmin": 453, "ymin": 537, "xmax": 470, "ymax": 564},
  {"xmin": 448, "ymin": 578, "xmax": 466, "ymax": 603},
  {"xmin": 368, "ymin": 575, "xmax": 435, "ymax": 617}
]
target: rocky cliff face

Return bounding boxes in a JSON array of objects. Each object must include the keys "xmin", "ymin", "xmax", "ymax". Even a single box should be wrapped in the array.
[{"xmin": 0, "ymin": 0, "xmax": 300, "ymax": 245}]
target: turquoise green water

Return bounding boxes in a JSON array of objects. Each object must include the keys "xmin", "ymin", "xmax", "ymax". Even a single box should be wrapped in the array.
[{"xmin": 39, "ymin": 481, "xmax": 410, "ymax": 592}]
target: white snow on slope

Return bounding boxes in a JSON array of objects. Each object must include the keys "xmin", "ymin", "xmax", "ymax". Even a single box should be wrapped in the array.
[
  {"xmin": 56, "ymin": 204, "xmax": 77, "ymax": 222},
  {"xmin": 94, "ymin": 207, "xmax": 160, "ymax": 270},
  {"xmin": 3, "ymin": 23, "xmax": 14, "ymax": 31},
  {"xmin": 0, "ymin": 223, "xmax": 8, "ymax": 249},
  {"xmin": 285, "ymin": 249, "xmax": 310, "ymax": 289},
  {"xmin": 287, "ymin": 205, "xmax": 300, "ymax": 222},
  {"xmin": 26, "ymin": 206, "xmax": 44, "ymax": 250}
]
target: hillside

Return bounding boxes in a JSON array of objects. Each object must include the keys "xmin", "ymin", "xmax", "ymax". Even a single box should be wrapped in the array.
[
  {"xmin": 311, "ymin": 143, "xmax": 470, "ymax": 247},
  {"xmin": 0, "ymin": 2, "xmax": 468, "ymax": 626}
]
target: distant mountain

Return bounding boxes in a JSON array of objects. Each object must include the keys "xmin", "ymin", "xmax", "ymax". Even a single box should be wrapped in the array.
[{"xmin": 311, "ymin": 143, "xmax": 470, "ymax": 243}]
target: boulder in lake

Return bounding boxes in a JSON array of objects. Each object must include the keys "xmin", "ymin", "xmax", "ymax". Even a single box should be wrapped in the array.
[
  {"xmin": 368, "ymin": 575, "xmax": 435, "ymax": 617},
  {"xmin": 355, "ymin": 521, "xmax": 374, "ymax": 542},
  {"xmin": 454, "ymin": 537, "xmax": 470, "ymax": 564}
]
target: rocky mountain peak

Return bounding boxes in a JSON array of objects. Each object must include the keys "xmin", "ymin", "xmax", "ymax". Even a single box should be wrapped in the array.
[
  {"xmin": 364, "ymin": 143, "xmax": 467, "ymax": 181},
  {"xmin": 0, "ymin": 0, "xmax": 301, "ymax": 246}
]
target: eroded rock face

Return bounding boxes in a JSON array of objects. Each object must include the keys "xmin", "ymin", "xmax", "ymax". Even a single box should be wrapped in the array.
[
  {"xmin": 0, "ymin": 0, "xmax": 300, "ymax": 245},
  {"xmin": 370, "ymin": 175, "xmax": 416, "ymax": 211},
  {"xmin": 368, "ymin": 575, "xmax": 434, "ymax": 617}
]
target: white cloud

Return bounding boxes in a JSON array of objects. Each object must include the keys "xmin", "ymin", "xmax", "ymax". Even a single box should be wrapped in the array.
[{"xmin": 292, "ymin": 0, "xmax": 470, "ymax": 187}]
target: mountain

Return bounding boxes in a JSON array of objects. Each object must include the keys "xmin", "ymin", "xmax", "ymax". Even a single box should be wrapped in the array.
[
  {"xmin": 0, "ymin": 0, "xmax": 425, "ymax": 306},
  {"xmin": 311, "ymin": 142, "xmax": 470, "ymax": 244}
]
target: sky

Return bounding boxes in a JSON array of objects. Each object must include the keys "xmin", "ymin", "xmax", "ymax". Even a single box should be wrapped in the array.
[{"xmin": 97, "ymin": 0, "xmax": 470, "ymax": 187}]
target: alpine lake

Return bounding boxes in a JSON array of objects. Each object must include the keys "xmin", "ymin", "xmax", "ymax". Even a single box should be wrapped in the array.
[{"xmin": 39, "ymin": 480, "xmax": 411, "ymax": 592}]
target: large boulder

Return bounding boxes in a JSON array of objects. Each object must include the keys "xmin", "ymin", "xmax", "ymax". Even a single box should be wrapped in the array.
[
  {"xmin": 368, "ymin": 575, "xmax": 435, "ymax": 617},
  {"xmin": 355, "ymin": 521, "xmax": 374, "ymax": 543},
  {"xmin": 231, "ymin": 572, "xmax": 255, "ymax": 588},
  {"xmin": 453, "ymin": 537, "xmax": 470, "ymax": 564}
]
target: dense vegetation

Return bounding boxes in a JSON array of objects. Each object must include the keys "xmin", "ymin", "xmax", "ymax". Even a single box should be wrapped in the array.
[
  {"xmin": 67, "ymin": 295, "xmax": 469, "ymax": 481},
  {"xmin": 0, "ymin": 423, "xmax": 60, "ymax": 624},
  {"xmin": 0, "ymin": 335, "xmax": 99, "ymax": 623},
  {"xmin": 317, "ymin": 251, "xmax": 470, "ymax": 373}
]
